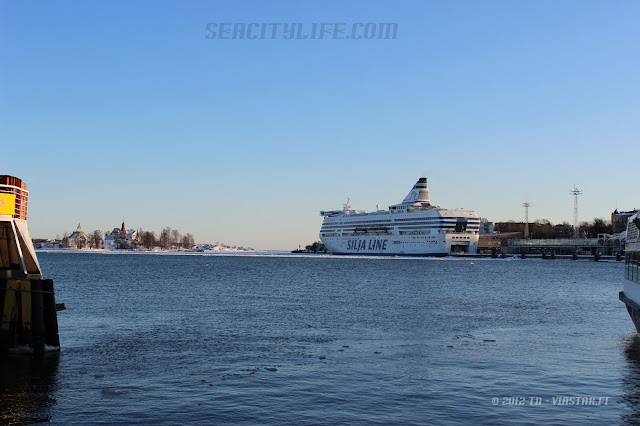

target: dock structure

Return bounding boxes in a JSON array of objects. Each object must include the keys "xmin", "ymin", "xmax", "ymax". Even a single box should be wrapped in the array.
[
  {"xmin": 0, "ymin": 176, "xmax": 60, "ymax": 355},
  {"xmin": 502, "ymin": 236, "xmax": 625, "ymax": 259}
]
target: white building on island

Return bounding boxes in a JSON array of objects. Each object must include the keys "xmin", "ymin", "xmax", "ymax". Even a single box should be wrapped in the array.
[
  {"xmin": 67, "ymin": 223, "xmax": 90, "ymax": 249},
  {"xmin": 104, "ymin": 221, "xmax": 139, "ymax": 250}
]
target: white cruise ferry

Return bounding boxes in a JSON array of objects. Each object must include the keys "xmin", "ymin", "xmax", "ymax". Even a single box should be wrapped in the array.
[
  {"xmin": 620, "ymin": 211, "xmax": 640, "ymax": 332},
  {"xmin": 319, "ymin": 178, "xmax": 479, "ymax": 256}
]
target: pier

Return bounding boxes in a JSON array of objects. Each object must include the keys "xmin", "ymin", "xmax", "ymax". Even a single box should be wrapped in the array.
[
  {"xmin": 475, "ymin": 235, "xmax": 625, "ymax": 261},
  {"xmin": 505, "ymin": 236, "xmax": 624, "ymax": 256},
  {"xmin": 0, "ymin": 176, "xmax": 60, "ymax": 354}
]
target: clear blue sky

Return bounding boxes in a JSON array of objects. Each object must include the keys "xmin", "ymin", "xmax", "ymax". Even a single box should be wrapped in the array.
[{"xmin": 1, "ymin": 1, "xmax": 638, "ymax": 249}]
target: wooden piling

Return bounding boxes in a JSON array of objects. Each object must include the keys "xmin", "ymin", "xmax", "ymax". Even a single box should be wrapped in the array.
[
  {"xmin": 0, "ymin": 279, "xmax": 59, "ymax": 353},
  {"xmin": 1, "ymin": 280, "xmax": 19, "ymax": 351},
  {"xmin": 31, "ymin": 280, "xmax": 45, "ymax": 355},
  {"xmin": 19, "ymin": 280, "xmax": 32, "ymax": 347},
  {"xmin": 42, "ymin": 279, "xmax": 60, "ymax": 349}
]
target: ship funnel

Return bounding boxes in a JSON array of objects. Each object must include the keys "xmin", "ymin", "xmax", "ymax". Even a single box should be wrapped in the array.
[
  {"xmin": 401, "ymin": 177, "xmax": 430, "ymax": 205},
  {"xmin": 0, "ymin": 175, "xmax": 41, "ymax": 277}
]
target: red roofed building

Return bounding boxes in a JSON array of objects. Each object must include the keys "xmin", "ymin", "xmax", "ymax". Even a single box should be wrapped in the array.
[{"xmin": 104, "ymin": 221, "xmax": 140, "ymax": 249}]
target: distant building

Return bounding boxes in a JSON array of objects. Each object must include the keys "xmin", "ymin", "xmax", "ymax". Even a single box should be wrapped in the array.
[
  {"xmin": 104, "ymin": 221, "xmax": 139, "ymax": 250},
  {"xmin": 495, "ymin": 221, "xmax": 567, "ymax": 239},
  {"xmin": 553, "ymin": 223, "xmax": 573, "ymax": 238},
  {"xmin": 67, "ymin": 224, "xmax": 90, "ymax": 249},
  {"xmin": 494, "ymin": 222, "xmax": 527, "ymax": 235},
  {"xmin": 612, "ymin": 209, "xmax": 639, "ymax": 234},
  {"xmin": 479, "ymin": 218, "xmax": 494, "ymax": 235},
  {"xmin": 477, "ymin": 232, "xmax": 521, "ymax": 252},
  {"xmin": 33, "ymin": 238, "xmax": 58, "ymax": 249}
]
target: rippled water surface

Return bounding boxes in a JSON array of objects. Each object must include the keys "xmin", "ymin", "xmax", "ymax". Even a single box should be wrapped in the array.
[{"xmin": 2, "ymin": 252, "xmax": 639, "ymax": 424}]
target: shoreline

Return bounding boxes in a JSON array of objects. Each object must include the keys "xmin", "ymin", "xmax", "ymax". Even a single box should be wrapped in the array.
[{"xmin": 34, "ymin": 249, "xmax": 625, "ymax": 262}]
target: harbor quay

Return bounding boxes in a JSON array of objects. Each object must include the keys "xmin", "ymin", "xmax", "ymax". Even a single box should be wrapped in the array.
[{"xmin": 479, "ymin": 236, "xmax": 625, "ymax": 261}]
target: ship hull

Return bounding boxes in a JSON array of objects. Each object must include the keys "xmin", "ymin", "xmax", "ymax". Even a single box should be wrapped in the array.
[
  {"xmin": 620, "ymin": 291, "xmax": 640, "ymax": 334},
  {"xmin": 320, "ymin": 234, "xmax": 475, "ymax": 256}
]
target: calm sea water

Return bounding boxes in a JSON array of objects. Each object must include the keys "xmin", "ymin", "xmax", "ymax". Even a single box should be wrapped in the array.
[{"xmin": 1, "ymin": 252, "xmax": 639, "ymax": 424}]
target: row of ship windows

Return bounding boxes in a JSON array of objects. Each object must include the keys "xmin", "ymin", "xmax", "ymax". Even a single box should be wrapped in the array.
[
  {"xmin": 393, "ymin": 217, "xmax": 480, "ymax": 222},
  {"xmin": 321, "ymin": 231, "xmax": 480, "ymax": 237},
  {"xmin": 321, "ymin": 234, "xmax": 478, "ymax": 239},
  {"xmin": 321, "ymin": 222, "xmax": 480, "ymax": 229},
  {"xmin": 322, "ymin": 220, "xmax": 442, "ymax": 227},
  {"xmin": 395, "ymin": 236, "xmax": 438, "ymax": 241},
  {"xmin": 398, "ymin": 230, "xmax": 479, "ymax": 235},
  {"xmin": 324, "ymin": 219, "xmax": 393, "ymax": 224},
  {"xmin": 321, "ymin": 226, "xmax": 481, "ymax": 232},
  {"xmin": 321, "ymin": 222, "xmax": 468, "ymax": 229},
  {"xmin": 394, "ymin": 217, "xmax": 443, "ymax": 222},
  {"xmin": 321, "ymin": 232, "xmax": 437, "ymax": 237},
  {"xmin": 320, "ymin": 233, "xmax": 479, "ymax": 239},
  {"xmin": 392, "ymin": 239, "xmax": 434, "ymax": 244},
  {"xmin": 324, "ymin": 218, "xmax": 479, "ymax": 224},
  {"xmin": 396, "ymin": 225, "xmax": 480, "ymax": 230},
  {"xmin": 321, "ymin": 225, "xmax": 389, "ymax": 229},
  {"xmin": 627, "ymin": 252, "xmax": 640, "ymax": 283},
  {"xmin": 323, "ymin": 217, "xmax": 480, "ymax": 225}
]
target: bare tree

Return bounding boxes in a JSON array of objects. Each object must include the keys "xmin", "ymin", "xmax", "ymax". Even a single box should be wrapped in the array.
[
  {"xmin": 170, "ymin": 229, "xmax": 181, "ymax": 248},
  {"xmin": 581, "ymin": 218, "xmax": 613, "ymax": 237},
  {"xmin": 181, "ymin": 233, "xmax": 195, "ymax": 249},
  {"xmin": 160, "ymin": 227, "xmax": 171, "ymax": 250},
  {"xmin": 92, "ymin": 230, "xmax": 103, "ymax": 249},
  {"xmin": 142, "ymin": 231, "xmax": 156, "ymax": 249}
]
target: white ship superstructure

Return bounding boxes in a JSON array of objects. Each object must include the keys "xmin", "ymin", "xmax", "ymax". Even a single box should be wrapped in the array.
[
  {"xmin": 319, "ymin": 178, "xmax": 479, "ymax": 256},
  {"xmin": 620, "ymin": 211, "xmax": 640, "ymax": 332}
]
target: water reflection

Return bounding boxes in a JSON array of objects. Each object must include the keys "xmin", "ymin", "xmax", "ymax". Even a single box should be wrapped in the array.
[
  {"xmin": 0, "ymin": 353, "xmax": 60, "ymax": 423},
  {"xmin": 621, "ymin": 334, "xmax": 640, "ymax": 424}
]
